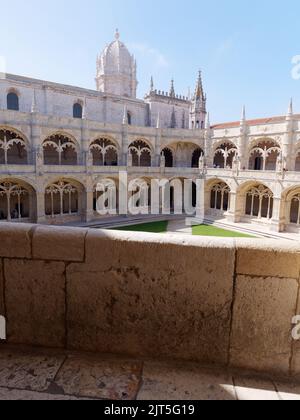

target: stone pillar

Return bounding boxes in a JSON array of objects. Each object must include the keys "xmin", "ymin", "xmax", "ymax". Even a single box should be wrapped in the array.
[
  {"xmin": 84, "ymin": 188, "xmax": 94, "ymax": 223},
  {"xmin": 81, "ymin": 119, "xmax": 90, "ymax": 166},
  {"xmin": 155, "ymin": 128, "xmax": 162, "ymax": 167},
  {"xmin": 283, "ymin": 101, "xmax": 295, "ymax": 171},
  {"xmin": 36, "ymin": 191, "xmax": 46, "ymax": 224},
  {"xmin": 225, "ymin": 191, "xmax": 239, "ymax": 223},
  {"xmin": 270, "ymin": 196, "xmax": 282, "ymax": 232},
  {"xmin": 30, "ymin": 114, "xmax": 41, "ymax": 167},
  {"xmin": 121, "ymin": 124, "xmax": 128, "ymax": 166}
]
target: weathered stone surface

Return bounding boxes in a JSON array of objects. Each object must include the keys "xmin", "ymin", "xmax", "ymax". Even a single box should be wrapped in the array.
[
  {"xmin": 291, "ymin": 284, "xmax": 300, "ymax": 375},
  {"xmin": 0, "ymin": 259, "xmax": 4, "ymax": 317},
  {"xmin": 67, "ymin": 232, "xmax": 235, "ymax": 365},
  {"xmin": 275, "ymin": 381, "xmax": 300, "ymax": 400},
  {"xmin": 234, "ymin": 377, "xmax": 279, "ymax": 400},
  {"xmin": 0, "ymin": 388, "xmax": 88, "ymax": 400},
  {"xmin": 4, "ymin": 259, "xmax": 66, "ymax": 347},
  {"xmin": 137, "ymin": 361, "xmax": 236, "ymax": 400},
  {"xmin": 236, "ymin": 241, "xmax": 300, "ymax": 279},
  {"xmin": 32, "ymin": 226, "xmax": 88, "ymax": 262},
  {"xmin": 54, "ymin": 355, "xmax": 142, "ymax": 400},
  {"xmin": 230, "ymin": 275, "xmax": 298, "ymax": 374},
  {"xmin": 0, "ymin": 349, "xmax": 64, "ymax": 392},
  {"xmin": 0, "ymin": 223, "xmax": 34, "ymax": 259}
]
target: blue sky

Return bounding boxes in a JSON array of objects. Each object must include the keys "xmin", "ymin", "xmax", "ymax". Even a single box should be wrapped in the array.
[{"xmin": 1, "ymin": 0, "xmax": 300, "ymax": 122}]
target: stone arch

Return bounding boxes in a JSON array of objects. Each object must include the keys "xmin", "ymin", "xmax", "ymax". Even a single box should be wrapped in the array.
[
  {"xmin": 44, "ymin": 178, "xmax": 85, "ymax": 221},
  {"xmin": 128, "ymin": 176, "xmax": 152, "ymax": 213},
  {"xmin": 281, "ymin": 186, "xmax": 300, "ymax": 231},
  {"xmin": 129, "ymin": 140, "xmax": 152, "ymax": 167},
  {"xmin": 295, "ymin": 149, "xmax": 300, "ymax": 171},
  {"xmin": 161, "ymin": 147, "xmax": 174, "ymax": 167},
  {"xmin": 93, "ymin": 177, "xmax": 119, "ymax": 214},
  {"xmin": 248, "ymin": 138, "xmax": 281, "ymax": 171},
  {"xmin": 207, "ymin": 180, "xmax": 231, "ymax": 214},
  {"xmin": 0, "ymin": 127, "xmax": 29, "ymax": 165},
  {"xmin": 7, "ymin": 89, "xmax": 20, "ymax": 111},
  {"xmin": 43, "ymin": 133, "xmax": 78, "ymax": 165},
  {"xmin": 73, "ymin": 101, "xmax": 83, "ymax": 119},
  {"xmin": 0, "ymin": 178, "xmax": 36, "ymax": 222},
  {"xmin": 213, "ymin": 141, "xmax": 237, "ymax": 169},
  {"xmin": 89, "ymin": 137, "xmax": 118, "ymax": 166},
  {"xmin": 241, "ymin": 183, "xmax": 274, "ymax": 220}
]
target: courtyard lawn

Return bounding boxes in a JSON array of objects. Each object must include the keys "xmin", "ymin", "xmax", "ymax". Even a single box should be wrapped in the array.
[
  {"xmin": 111, "ymin": 221, "xmax": 168, "ymax": 233},
  {"xmin": 192, "ymin": 224, "xmax": 256, "ymax": 238}
]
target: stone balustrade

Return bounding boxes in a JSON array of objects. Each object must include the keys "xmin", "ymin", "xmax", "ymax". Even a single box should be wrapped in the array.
[{"xmin": 0, "ymin": 223, "xmax": 300, "ymax": 376}]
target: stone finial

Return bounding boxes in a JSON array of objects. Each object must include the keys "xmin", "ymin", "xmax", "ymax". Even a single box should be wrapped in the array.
[
  {"xmin": 122, "ymin": 105, "xmax": 127, "ymax": 125},
  {"xmin": 31, "ymin": 90, "xmax": 38, "ymax": 114},
  {"xmin": 150, "ymin": 76, "xmax": 154, "ymax": 93},
  {"xmin": 241, "ymin": 105, "xmax": 246, "ymax": 123},
  {"xmin": 205, "ymin": 112, "xmax": 210, "ymax": 130},
  {"xmin": 115, "ymin": 29, "xmax": 120, "ymax": 40},
  {"xmin": 156, "ymin": 113, "xmax": 161, "ymax": 129},
  {"xmin": 170, "ymin": 79, "xmax": 175, "ymax": 97},
  {"xmin": 287, "ymin": 98, "xmax": 293, "ymax": 117}
]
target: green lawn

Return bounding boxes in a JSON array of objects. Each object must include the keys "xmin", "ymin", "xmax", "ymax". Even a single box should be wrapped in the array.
[
  {"xmin": 111, "ymin": 221, "xmax": 168, "ymax": 233},
  {"xmin": 110, "ymin": 220, "xmax": 256, "ymax": 238},
  {"xmin": 192, "ymin": 224, "xmax": 256, "ymax": 238}
]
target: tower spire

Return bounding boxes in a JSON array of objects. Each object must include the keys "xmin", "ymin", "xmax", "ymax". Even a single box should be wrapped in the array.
[
  {"xmin": 195, "ymin": 70, "xmax": 204, "ymax": 100},
  {"xmin": 115, "ymin": 28, "xmax": 120, "ymax": 40},
  {"xmin": 150, "ymin": 76, "xmax": 154, "ymax": 93},
  {"xmin": 170, "ymin": 79, "xmax": 175, "ymax": 97}
]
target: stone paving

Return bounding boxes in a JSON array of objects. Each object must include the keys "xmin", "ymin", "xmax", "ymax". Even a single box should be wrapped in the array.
[{"xmin": 0, "ymin": 346, "xmax": 300, "ymax": 400}]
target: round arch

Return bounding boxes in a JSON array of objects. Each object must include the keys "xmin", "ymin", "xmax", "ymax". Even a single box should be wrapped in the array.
[
  {"xmin": 89, "ymin": 137, "xmax": 119, "ymax": 166},
  {"xmin": 0, "ymin": 127, "xmax": 29, "ymax": 165},
  {"xmin": 44, "ymin": 177, "xmax": 85, "ymax": 221},
  {"xmin": 42, "ymin": 132, "xmax": 79, "ymax": 166},
  {"xmin": 0, "ymin": 177, "xmax": 37, "ymax": 222}
]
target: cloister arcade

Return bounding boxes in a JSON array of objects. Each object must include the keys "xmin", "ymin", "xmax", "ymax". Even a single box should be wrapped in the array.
[
  {"xmin": 0, "ymin": 128, "xmax": 28, "ymax": 165},
  {"xmin": 248, "ymin": 140, "xmax": 281, "ymax": 171},
  {"xmin": 43, "ymin": 134, "xmax": 78, "ymax": 166},
  {"xmin": 1, "ymin": 123, "xmax": 300, "ymax": 233},
  {"xmin": 213, "ymin": 142, "xmax": 237, "ymax": 169}
]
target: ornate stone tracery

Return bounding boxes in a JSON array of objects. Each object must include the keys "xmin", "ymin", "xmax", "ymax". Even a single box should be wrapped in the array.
[{"xmin": 45, "ymin": 180, "xmax": 79, "ymax": 217}]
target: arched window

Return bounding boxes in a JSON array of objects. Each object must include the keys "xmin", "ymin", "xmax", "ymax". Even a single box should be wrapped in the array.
[
  {"xmin": 248, "ymin": 140, "xmax": 281, "ymax": 171},
  {"xmin": 245, "ymin": 184, "xmax": 273, "ymax": 219},
  {"xmin": 290, "ymin": 194, "xmax": 300, "ymax": 225},
  {"xmin": 127, "ymin": 112, "xmax": 132, "ymax": 125},
  {"xmin": 0, "ymin": 181, "xmax": 32, "ymax": 221},
  {"xmin": 73, "ymin": 103, "xmax": 83, "ymax": 119},
  {"xmin": 129, "ymin": 140, "xmax": 152, "ymax": 167},
  {"xmin": 210, "ymin": 182, "xmax": 230, "ymax": 212},
  {"xmin": 45, "ymin": 180, "xmax": 79, "ymax": 217},
  {"xmin": 213, "ymin": 143, "xmax": 237, "ymax": 169},
  {"xmin": 89, "ymin": 138, "xmax": 118, "ymax": 166},
  {"xmin": 162, "ymin": 148, "xmax": 173, "ymax": 168},
  {"xmin": 43, "ymin": 134, "xmax": 78, "ymax": 166},
  {"xmin": 0, "ymin": 129, "xmax": 28, "ymax": 165},
  {"xmin": 7, "ymin": 92, "xmax": 19, "ymax": 111}
]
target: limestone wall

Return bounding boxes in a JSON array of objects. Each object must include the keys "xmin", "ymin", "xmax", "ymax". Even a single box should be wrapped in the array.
[{"xmin": 0, "ymin": 223, "xmax": 300, "ymax": 376}]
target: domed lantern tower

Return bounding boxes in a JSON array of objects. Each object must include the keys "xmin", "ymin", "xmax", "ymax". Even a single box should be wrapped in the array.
[{"xmin": 96, "ymin": 30, "xmax": 138, "ymax": 98}]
